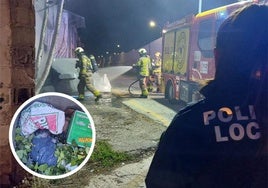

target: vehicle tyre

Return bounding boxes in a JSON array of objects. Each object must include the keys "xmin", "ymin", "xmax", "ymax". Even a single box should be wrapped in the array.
[{"xmin": 165, "ymin": 81, "xmax": 176, "ymax": 104}]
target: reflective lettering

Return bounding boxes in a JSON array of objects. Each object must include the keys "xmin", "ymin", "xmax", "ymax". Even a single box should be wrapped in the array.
[
  {"xmin": 203, "ymin": 105, "xmax": 256, "ymax": 125},
  {"xmin": 246, "ymin": 122, "xmax": 261, "ymax": 140},
  {"xmin": 204, "ymin": 105, "xmax": 261, "ymax": 142},
  {"xmin": 229, "ymin": 123, "xmax": 244, "ymax": 141},
  {"xmin": 203, "ymin": 110, "xmax": 216, "ymax": 125},
  {"xmin": 218, "ymin": 107, "xmax": 233, "ymax": 123},
  {"xmin": 215, "ymin": 126, "xmax": 228, "ymax": 142},
  {"xmin": 214, "ymin": 122, "xmax": 261, "ymax": 142},
  {"xmin": 235, "ymin": 106, "xmax": 249, "ymax": 120},
  {"xmin": 249, "ymin": 105, "xmax": 256, "ymax": 119}
]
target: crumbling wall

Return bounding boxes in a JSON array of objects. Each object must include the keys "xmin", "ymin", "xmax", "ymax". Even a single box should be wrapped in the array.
[{"xmin": 0, "ymin": 0, "xmax": 35, "ymax": 186}]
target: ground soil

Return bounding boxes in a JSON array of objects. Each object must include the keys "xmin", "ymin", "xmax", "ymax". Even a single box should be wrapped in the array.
[
  {"xmin": 22, "ymin": 95, "xmax": 167, "ymax": 188},
  {"xmin": 85, "ymin": 97, "xmax": 166, "ymax": 154},
  {"xmin": 16, "ymin": 71, "xmax": 175, "ymax": 188}
]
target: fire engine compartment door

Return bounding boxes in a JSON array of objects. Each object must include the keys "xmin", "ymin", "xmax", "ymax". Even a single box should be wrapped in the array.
[
  {"xmin": 173, "ymin": 28, "xmax": 190, "ymax": 76},
  {"xmin": 162, "ymin": 31, "xmax": 175, "ymax": 73},
  {"xmin": 179, "ymin": 80, "xmax": 199, "ymax": 103}
]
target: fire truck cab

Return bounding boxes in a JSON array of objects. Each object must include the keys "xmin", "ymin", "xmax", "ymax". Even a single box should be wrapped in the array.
[{"xmin": 162, "ymin": 0, "xmax": 261, "ymax": 104}]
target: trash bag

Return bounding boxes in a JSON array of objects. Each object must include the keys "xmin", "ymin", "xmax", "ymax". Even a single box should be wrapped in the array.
[
  {"xmin": 19, "ymin": 101, "xmax": 65, "ymax": 136},
  {"xmin": 30, "ymin": 130, "xmax": 58, "ymax": 167}
]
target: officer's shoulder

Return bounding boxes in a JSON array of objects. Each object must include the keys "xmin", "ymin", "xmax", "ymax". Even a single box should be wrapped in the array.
[{"xmin": 177, "ymin": 99, "xmax": 205, "ymax": 116}]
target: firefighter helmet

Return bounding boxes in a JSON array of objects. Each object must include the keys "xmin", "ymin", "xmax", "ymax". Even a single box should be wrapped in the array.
[
  {"xmin": 75, "ymin": 47, "xmax": 84, "ymax": 54},
  {"xmin": 89, "ymin": 54, "xmax": 95, "ymax": 60},
  {"xmin": 155, "ymin": 52, "xmax": 161, "ymax": 57},
  {"xmin": 138, "ymin": 48, "xmax": 147, "ymax": 55}
]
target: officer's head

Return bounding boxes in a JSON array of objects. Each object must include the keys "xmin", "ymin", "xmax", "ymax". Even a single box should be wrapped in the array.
[
  {"xmin": 214, "ymin": 4, "xmax": 268, "ymax": 82},
  {"xmin": 74, "ymin": 47, "xmax": 84, "ymax": 57},
  {"xmin": 213, "ymin": 4, "xmax": 268, "ymax": 123},
  {"xmin": 138, "ymin": 48, "xmax": 147, "ymax": 57}
]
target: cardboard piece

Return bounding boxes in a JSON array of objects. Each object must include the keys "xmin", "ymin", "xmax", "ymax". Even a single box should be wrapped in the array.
[{"xmin": 66, "ymin": 110, "xmax": 92, "ymax": 148}]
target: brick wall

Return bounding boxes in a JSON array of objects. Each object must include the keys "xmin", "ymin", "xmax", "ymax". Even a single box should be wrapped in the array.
[{"xmin": 0, "ymin": 0, "xmax": 35, "ymax": 186}]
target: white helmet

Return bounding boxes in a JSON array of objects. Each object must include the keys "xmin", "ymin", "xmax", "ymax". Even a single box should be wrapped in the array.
[
  {"xmin": 75, "ymin": 47, "xmax": 84, "ymax": 54},
  {"xmin": 138, "ymin": 48, "xmax": 147, "ymax": 55},
  {"xmin": 89, "ymin": 54, "xmax": 95, "ymax": 60},
  {"xmin": 155, "ymin": 52, "xmax": 161, "ymax": 57}
]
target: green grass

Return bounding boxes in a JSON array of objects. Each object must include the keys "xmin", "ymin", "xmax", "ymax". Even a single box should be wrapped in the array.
[
  {"xmin": 17, "ymin": 140, "xmax": 134, "ymax": 187},
  {"xmin": 90, "ymin": 140, "xmax": 133, "ymax": 168}
]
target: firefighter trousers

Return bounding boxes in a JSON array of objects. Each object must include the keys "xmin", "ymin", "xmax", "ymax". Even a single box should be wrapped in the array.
[
  {"xmin": 78, "ymin": 72, "xmax": 100, "ymax": 97},
  {"xmin": 138, "ymin": 75, "xmax": 149, "ymax": 96}
]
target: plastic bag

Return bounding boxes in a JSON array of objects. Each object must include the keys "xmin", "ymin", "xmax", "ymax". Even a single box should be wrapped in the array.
[
  {"xmin": 30, "ymin": 130, "xmax": 58, "ymax": 167},
  {"xmin": 19, "ymin": 101, "xmax": 65, "ymax": 136}
]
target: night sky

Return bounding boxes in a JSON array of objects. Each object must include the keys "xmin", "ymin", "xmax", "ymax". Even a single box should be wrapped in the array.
[{"xmin": 64, "ymin": 0, "xmax": 237, "ymax": 56}]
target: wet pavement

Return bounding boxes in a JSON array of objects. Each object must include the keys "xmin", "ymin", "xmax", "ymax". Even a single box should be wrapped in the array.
[
  {"xmin": 82, "ymin": 70, "xmax": 185, "ymax": 188},
  {"xmin": 122, "ymin": 97, "xmax": 176, "ymax": 127},
  {"xmin": 52, "ymin": 69, "xmax": 185, "ymax": 188}
]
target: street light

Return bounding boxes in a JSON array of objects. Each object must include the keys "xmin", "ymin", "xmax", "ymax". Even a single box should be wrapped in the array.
[
  {"xmin": 149, "ymin": 20, "xmax": 156, "ymax": 28},
  {"xmin": 148, "ymin": 20, "xmax": 163, "ymax": 56},
  {"xmin": 149, "ymin": 20, "xmax": 166, "ymax": 34},
  {"xmin": 198, "ymin": 0, "xmax": 202, "ymax": 13}
]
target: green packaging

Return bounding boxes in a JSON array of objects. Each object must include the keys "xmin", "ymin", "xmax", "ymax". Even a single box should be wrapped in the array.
[{"xmin": 67, "ymin": 110, "xmax": 92, "ymax": 148}]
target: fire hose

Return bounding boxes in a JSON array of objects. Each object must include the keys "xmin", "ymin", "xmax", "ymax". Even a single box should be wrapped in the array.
[{"xmin": 128, "ymin": 78, "xmax": 140, "ymax": 96}]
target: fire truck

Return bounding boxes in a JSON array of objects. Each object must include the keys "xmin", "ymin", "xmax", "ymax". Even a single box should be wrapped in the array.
[{"xmin": 161, "ymin": 0, "xmax": 265, "ymax": 104}]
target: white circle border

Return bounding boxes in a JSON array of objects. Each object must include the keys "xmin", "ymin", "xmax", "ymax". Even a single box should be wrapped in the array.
[{"xmin": 9, "ymin": 92, "xmax": 96, "ymax": 180}]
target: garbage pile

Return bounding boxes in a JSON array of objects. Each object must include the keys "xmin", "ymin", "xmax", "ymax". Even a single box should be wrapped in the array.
[{"xmin": 14, "ymin": 101, "xmax": 93, "ymax": 176}]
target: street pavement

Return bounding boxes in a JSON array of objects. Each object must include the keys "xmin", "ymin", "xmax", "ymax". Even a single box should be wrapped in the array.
[
  {"xmin": 85, "ymin": 92, "xmax": 182, "ymax": 188},
  {"xmin": 110, "ymin": 70, "xmax": 183, "ymax": 126},
  {"xmin": 84, "ymin": 72, "xmax": 184, "ymax": 188},
  {"xmin": 122, "ymin": 95, "xmax": 177, "ymax": 127}
]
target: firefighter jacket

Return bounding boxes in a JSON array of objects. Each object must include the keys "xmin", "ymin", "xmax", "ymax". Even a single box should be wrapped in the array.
[
  {"xmin": 135, "ymin": 55, "xmax": 151, "ymax": 77},
  {"xmin": 76, "ymin": 54, "xmax": 94, "ymax": 75},
  {"xmin": 146, "ymin": 81, "xmax": 267, "ymax": 188},
  {"xmin": 152, "ymin": 58, "xmax": 161, "ymax": 74}
]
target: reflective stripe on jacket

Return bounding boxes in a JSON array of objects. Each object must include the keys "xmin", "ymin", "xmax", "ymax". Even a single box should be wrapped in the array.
[
  {"xmin": 136, "ymin": 56, "xmax": 151, "ymax": 77},
  {"xmin": 153, "ymin": 58, "xmax": 161, "ymax": 73},
  {"xmin": 79, "ymin": 54, "xmax": 93, "ymax": 75}
]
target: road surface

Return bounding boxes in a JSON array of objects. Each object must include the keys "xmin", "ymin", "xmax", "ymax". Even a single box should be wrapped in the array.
[
  {"xmin": 83, "ymin": 71, "xmax": 184, "ymax": 188},
  {"xmin": 47, "ymin": 69, "xmax": 185, "ymax": 188}
]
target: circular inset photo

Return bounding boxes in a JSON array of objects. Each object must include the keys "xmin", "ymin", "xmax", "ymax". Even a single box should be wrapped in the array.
[{"xmin": 9, "ymin": 92, "xmax": 96, "ymax": 179}]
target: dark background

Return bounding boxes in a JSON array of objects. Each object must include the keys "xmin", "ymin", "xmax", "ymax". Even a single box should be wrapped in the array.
[{"xmin": 64, "ymin": 0, "xmax": 237, "ymax": 56}]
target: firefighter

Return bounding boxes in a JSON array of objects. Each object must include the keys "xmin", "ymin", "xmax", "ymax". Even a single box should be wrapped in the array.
[
  {"xmin": 74, "ymin": 47, "xmax": 102, "ymax": 102},
  {"xmin": 150, "ymin": 52, "xmax": 162, "ymax": 93},
  {"xmin": 146, "ymin": 4, "xmax": 268, "ymax": 188},
  {"xmin": 133, "ymin": 48, "xmax": 151, "ymax": 98}
]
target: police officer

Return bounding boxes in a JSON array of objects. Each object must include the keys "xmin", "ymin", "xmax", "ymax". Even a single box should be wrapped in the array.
[
  {"xmin": 146, "ymin": 4, "xmax": 268, "ymax": 188},
  {"xmin": 133, "ymin": 48, "xmax": 151, "ymax": 98},
  {"xmin": 75, "ymin": 47, "xmax": 102, "ymax": 102}
]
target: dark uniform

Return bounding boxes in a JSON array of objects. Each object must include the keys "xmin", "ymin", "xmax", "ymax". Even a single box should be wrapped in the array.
[{"xmin": 146, "ymin": 82, "xmax": 267, "ymax": 187}]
